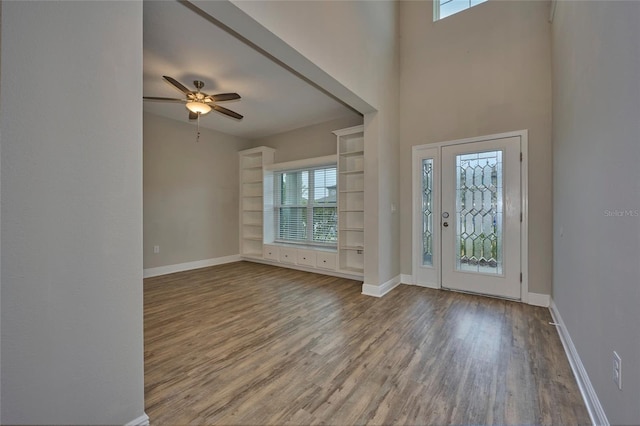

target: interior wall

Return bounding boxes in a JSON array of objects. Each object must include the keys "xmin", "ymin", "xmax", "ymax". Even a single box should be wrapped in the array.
[
  {"xmin": 398, "ymin": 0, "xmax": 553, "ymax": 295},
  {"xmin": 0, "ymin": 2, "xmax": 145, "ymax": 424},
  {"xmin": 144, "ymin": 112, "xmax": 252, "ymax": 269},
  {"xmin": 552, "ymin": 1, "xmax": 640, "ymax": 424},
  {"xmin": 250, "ymin": 116, "xmax": 362, "ymax": 163},
  {"xmin": 229, "ymin": 0, "xmax": 401, "ymax": 287}
]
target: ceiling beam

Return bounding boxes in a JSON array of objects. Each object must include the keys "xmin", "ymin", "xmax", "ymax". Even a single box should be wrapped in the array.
[{"xmin": 182, "ymin": 0, "xmax": 375, "ymax": 116}]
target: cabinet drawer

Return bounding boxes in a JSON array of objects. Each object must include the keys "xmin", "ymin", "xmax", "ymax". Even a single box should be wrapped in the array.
[
  {"xmin": 297, "ymin": 250, "xmax": 316, "ymax": 267},
  {"xmin": 263, "ymin": 245, "xmax": 279, "ymax": 261},
  {"xmin": 316, "ymin": 252, "xmax": 336, "ymax": 270},
  {"xmin": 279, "ymin": 247, "xmax": 297, "ymax": 264}
]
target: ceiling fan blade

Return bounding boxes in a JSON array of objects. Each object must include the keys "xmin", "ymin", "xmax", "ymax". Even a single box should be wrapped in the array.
[
  {"xmin": 163, "ymin": 76, "xmax": 193, "ymax": 96},
  {"xmin": 211, "ymin": 93, "xmax": 241, "ymax": 102},
  {"xmin": 189, "ymin": 111, "xmax": 198, "ymax": 120},
  {"xmin": 143, "ymin": 96, "xmax": 185, "ymax": 102},
  {"xmin": 213, "ymin": 105, "xmax": 243, "ymax": 120}
]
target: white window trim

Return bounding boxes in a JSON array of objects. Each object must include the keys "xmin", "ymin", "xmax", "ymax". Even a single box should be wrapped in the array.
[
  {"xmin": 433, "ymin": 0, "xmax": 488, "ymax": 22},
  {"xmin": 264, "ymin": 155, "xmax": 336, "ymax": 173}
]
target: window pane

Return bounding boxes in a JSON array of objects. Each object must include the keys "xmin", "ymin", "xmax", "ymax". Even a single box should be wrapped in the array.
[
  {"xmin": 278, "ymin": 207, "xmax": 307, "ymax": 241},
  {"xmin": 280, "ymin": 171, "xmax": 308, "ymax": 206},
  {"xmin": 313, "ymin": 207, "xmax": 337, "ymax": 242},
  {"xmin": 313, "ymin": 167, "xmax": 337, "ymax": 204}
]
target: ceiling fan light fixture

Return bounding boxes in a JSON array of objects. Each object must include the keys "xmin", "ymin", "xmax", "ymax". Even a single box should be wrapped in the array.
[{"xmin": 186, "ymin": 101, "xmax": 212, "ymax": 115}]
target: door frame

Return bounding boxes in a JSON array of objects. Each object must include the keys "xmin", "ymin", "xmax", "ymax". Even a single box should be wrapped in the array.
[{"xmin": 411, "ymin": 130, "xmax": 529, "ymax": 303}]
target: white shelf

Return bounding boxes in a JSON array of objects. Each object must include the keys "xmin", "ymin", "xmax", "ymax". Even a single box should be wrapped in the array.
[
  {"xmin": 339, "ymin": 149, "xmax": 364, "ymax": 157},
  {"xmin": 335, "ymin": 125, "xmax": 365, "ymax": 274},
  {"xmin": 239, "ymin": 146, "xmax": 275, "ymax": 259}
]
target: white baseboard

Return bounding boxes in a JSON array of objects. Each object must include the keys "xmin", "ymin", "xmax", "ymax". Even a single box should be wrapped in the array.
[
  {"xmin": 124, "ymin": 413, "xmax": 149, "ymax": 426},
  {"xmin": 549, "ymin": 299, "xmax": 609, "ymax": 426},
  {"xmin": 401, "ymin": 274, "xmax": 440, "ymax": 289},
  {"xmin": 527, "ymin": 292, "xmax": 550, "ymax": 307},
  {"xmin": 413, "ymin": 281, "xmax": 439, "ymax": 290},
  {"xmin": 403, "ymin": 276, "xmax": 545, "ymax": 298},
  {"xmin": 400, "ymin": 274, "xmax": 414, "ymax": 284},
  {"xmin": 143, "ymin": 254, "xmax": 241, "ymax": 278},
  {"xmin": 362, "ymin": 275, "xmax": 401, "ymax": 297}
]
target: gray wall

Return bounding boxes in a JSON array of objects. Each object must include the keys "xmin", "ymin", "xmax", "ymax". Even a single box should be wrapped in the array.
[
  {"xmin": 398, "ymin": 0, "xmax": 553, "ymax": 295},
  {"xmin": 0, "ymin": 2, "xmax": 145, "ymax": 424},
  {"xmin": 144, "ymin": 112, "xmax": 251, "ymax": 269},
  {"xmin": 250, "ymin": 116, "xmax": 362, "ymax": 163},
  {"xmin": 552, "ymin": 2, "xmax": 640, "ymax": 424}
]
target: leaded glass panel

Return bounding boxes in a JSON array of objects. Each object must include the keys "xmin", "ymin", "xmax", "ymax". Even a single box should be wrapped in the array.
[
  {"xmin": 422, "ymin": 159, "xmax": 433, "ymax": 266},
  {"xmin": 455, "ymin": 150, "xmax": 503, "ymax": 274}
]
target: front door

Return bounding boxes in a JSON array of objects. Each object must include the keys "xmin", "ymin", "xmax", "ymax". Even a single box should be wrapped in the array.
[{"xmin": 440, "ymin": 136, "xmax": 521, "ymax": 299}]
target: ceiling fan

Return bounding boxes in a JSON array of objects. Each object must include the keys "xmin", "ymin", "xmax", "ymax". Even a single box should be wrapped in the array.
[{"xmin": 144, "ymin": 76, "xmax": 243, "ymax": 121}]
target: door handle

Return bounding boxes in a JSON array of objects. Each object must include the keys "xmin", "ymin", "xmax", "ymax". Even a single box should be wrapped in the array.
[{"xmin": 443, "ymin": 222, "xmax": 449, "ymax": 227}]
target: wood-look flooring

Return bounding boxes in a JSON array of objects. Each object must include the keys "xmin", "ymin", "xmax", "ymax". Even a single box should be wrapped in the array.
[{"xmin": 144, "ymin": 261, "xmax": 590, "ymax": 425}]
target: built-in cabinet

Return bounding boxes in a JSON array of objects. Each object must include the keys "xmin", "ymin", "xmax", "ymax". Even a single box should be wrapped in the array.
[
  {"xmin": 334, "ymin": 125, "xmax": 365, "ymax": 274},
  {"xmin": 239, "ymin": 146, "xmax": 275, "ymax": 258},
  {"xmin": 239, "ymin": 125, "xmax": 364, "ymax": 279},
  {"xmin": 263, "ymin": 244, "xmax": 338, "ymax": 272}
]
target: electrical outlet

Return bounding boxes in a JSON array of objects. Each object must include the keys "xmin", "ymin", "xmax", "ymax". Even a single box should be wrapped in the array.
[
  {"xmin": 153, "ymin": 245, "xmax": 160, "ymax": 254},
  {"xmin": 613, "ymin": 351, "xmax": 622, "ymax": 390}
]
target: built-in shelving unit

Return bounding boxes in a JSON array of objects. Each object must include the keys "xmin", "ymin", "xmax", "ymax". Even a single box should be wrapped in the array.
[
  {"xmin": 239, "ymin": 146, "xmax": 275, "ymax": 259},
  {"xmin": 334, "ymin": 125, "xmax": 364, "ymax": 274}
]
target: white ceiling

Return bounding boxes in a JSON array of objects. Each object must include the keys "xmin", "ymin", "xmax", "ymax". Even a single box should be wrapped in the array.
[{"xmin": 143, "ymin": 1, "xmax": 360, "ymax": 140}]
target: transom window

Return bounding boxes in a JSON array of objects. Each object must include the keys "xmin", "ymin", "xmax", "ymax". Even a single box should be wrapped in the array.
[
  {"xmin": 275, "ymin": 166, "xmax": 337, "ymax": 246},
  {"xmin": 434, "ymin": 0, "xmax": 488, "ymax": 21}
]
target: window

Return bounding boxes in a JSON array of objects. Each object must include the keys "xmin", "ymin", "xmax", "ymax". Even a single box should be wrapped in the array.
[
  {"xmin": 275, "ymin": 166, "xmax": 337, "ymax": 246},
  {"xmin": 434, "ymin": 0, "xmax": 487, "ymax": 21}
]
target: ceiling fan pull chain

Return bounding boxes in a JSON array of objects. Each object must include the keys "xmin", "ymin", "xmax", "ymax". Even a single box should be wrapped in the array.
[{"xmin": 196, "ymin": 113, "xmax": 200, "ymax": 143}]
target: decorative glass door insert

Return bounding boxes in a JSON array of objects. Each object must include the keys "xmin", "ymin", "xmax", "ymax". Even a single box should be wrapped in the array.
[
  {"xmin": 455, "ymin": 151, "xmax": 503, "ymax": 275},
  {"xmin": 422, "ymin": 159, "xmax": 434, "ymax": 266}
]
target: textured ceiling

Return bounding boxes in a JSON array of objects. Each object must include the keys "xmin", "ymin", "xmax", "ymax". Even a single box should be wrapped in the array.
[{"xmin": 143, "ymin": 1, "xmax": 359, "ymax": 139}]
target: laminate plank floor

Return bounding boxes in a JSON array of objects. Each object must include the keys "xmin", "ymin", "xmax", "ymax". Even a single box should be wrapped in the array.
[{"xmin": 144, "ymin": 261, "xmax": 590, "ymax": 425}]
